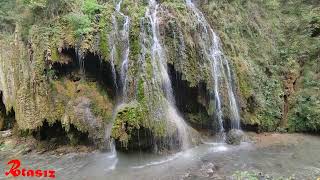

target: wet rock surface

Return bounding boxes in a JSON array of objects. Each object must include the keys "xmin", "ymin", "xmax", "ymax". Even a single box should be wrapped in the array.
[
  {"xmin": 226, "ymin": 129, "xmax": 244, "ymax": 145},
  {"xmin": 64, "ymin": 97, "xmax": 109, "ymax": 150}
]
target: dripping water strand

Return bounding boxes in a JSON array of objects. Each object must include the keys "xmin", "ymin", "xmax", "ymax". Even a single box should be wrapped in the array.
[
  {"xmin": 75, "ymin": 40, "xmax": 85, "ymax": 76},
  {"xmin": 103, "ymin": 0, "xmax": 130, "ymax": 167},
  {"xmin": 118, "ymin": 3, "xmax": 130, "ymax": 102},
  {"xmin": 145, "ymin": 0, "xmax": 190, "ymax": 150},
  {"xmin": 110, "ymin": 0, "xmax": 131, "ymax": 103},
  {"xmin": 185, "ymin": 0, "xmax": 241, "ymax": 134}
]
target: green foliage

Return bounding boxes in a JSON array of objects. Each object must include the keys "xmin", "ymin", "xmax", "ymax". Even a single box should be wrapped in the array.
[
  {"xmin": 289, "ymin": 62, "xmax": 320, "ymax": 132},
  {"xmin": 23, "ymin": 0, "xmax": 46, "ymax": 7},
  {"xmin": 111, "ymin": 103, "xmax": 144, "ymax": 147},
  {"xmin": 200, "ymin": 0, "xmax": 284, "ymax": 130},
  {"xmin": 161, "ymin": 1, "xmax": 187, "ymax": 11},
  {"xmin": 46, "ymin": 69, "xmax": 57, "ymax": 80},
  {"xmin": 0, "ymin": 0, "xmax": 16, "ymax": 33},
  {"xmin": 65, "ymin": 13, "xmax": 92, "ymax": 37},
  {"xmin": 289, "ymin": 94, "xmax": 320, "ymax": 132},
  {"xmin": 137, "ymin": 79, "xmax": 145, "ymax": 102},
  {"xmin": 98, "ymin": 4, "xmax": 113, "ymax": 59},
  {"xmin": 277, "ymin": 1, "xmax": 320, "ymax": 132},
  {"xmin": 201, "ymin": 0, "xmax": 319, "ymax": 132},
  {"xmin": 23, "ymin": 0, "xmax": 76, "ymax": 19},
  {"xmin": 82, "ymin": 0, "xmax": 103, "ymax": 16}
]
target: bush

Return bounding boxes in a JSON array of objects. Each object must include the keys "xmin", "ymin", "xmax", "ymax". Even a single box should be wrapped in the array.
[
  {"xmin": 65, "ymin": 12, "xmax": 92, "ymax": 37},
  {"xmin": 82, "ymin": 0, "xmax": 103, "ymax": 16},
  {"xmin": 0, "ymin": 0, "xmax": 16, "ymax": 33}
]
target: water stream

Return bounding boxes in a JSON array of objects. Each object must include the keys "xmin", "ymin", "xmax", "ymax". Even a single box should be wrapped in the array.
[
  {"xmin": 104, "ymin": 0, "xmax": 131, "ymax": 164},
  {"xmin": 75, "ymin": 44, "xmax": 85, "ymax": 76},
  {"xmin": 143, "ymin": 0, "xmax": 191, "ymax": 150},
  {"xmin": 116, "ymin": 0, "xmax": 130, "ymax": 102},
  {"xmin": 185, "ymin": 0, "xmax": 241, "ymax": 131},
  {"xmin": 109, "ymin": 23, "xmax": 119, "ymax": 92}
]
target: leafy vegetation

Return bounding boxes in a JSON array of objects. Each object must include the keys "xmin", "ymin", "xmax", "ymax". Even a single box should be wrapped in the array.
[{"xmin": 0, "ymin": 0, "xmax": 16, "ymax": 33}]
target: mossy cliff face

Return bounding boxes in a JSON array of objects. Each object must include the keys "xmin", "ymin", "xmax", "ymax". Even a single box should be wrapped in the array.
[
  {"xmin": 197, "ymin": 0, "xmax": 319, "ymax": 132},
  {"xmin": 0, "ymin": 0, "xmax": 319, "ymax": 150}
]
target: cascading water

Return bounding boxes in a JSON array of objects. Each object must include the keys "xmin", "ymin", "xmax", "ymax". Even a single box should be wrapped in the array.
[
  {"xmin": 223, "ymin": 56, "xmax": 241, "ymax": 129},
  {"xmin": 185, "ymin": 0, "xmax": 241, "ymax": 132},
  {"xmin": 116, "ymin": 0, "xmax": 130, "ymax": 102},
  {"xmin": 103, "ymin": 0, "xmax": 131, "ymax": 167},
  {"xmin": 143, "ymin": 0, "xmax": 190, "ymax": 150},
  {"xmin": 109, "ymin": 17, "xmax": 119, "ymax": 93},
  {"xmin": 75, "ymin": 44, "xmax": 85, "ymax": 75},
  {"xmin": 110, "ymin": 46, "xmax": 118, "ymax": 91},
  {"xmin": 109, "ymin": 0, "xmax": 130, "ymax": 102}
]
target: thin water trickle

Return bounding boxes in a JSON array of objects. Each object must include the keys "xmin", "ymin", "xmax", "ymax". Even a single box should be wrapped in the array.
[
  {"xmin": 143, "ymin": 0, "xmax": 191, "ymax": 150},
  {"xmin": 185, "ymin": 0, "xmax": 241, "ymax": 134},
  {"xmin": 110, "ymin": 19, "xmax": 119, "ymax": 92},
  {"xmin": 110, "ymin": 46, "xmax": 118, "ymax": 91},
  {"xmin": 109, "ymin": 0, "xmax": 130, "ymax": 98},
  {"xmin": 224, "ymin": 59, "xmax": 241, "ymax": 129},
  {"xmin": 108, "ymin": 140, "xmax": 118, "ymax": 159},
  {"xmin": 117, "ymin": 0, "xmax": 131, "ymax": 102},
  {"xmin": 75, "ymin": 46, "xmax": 85, "ymax": 75},
  {"xmin": 104, "ymin": 0, "xmax": 131, "ymax": 160},
  {"xmin": 167, "ymin": 105, "xmax": 190, "ymax": 150}
]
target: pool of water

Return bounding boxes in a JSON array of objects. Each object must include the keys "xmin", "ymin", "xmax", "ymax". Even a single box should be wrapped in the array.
[{"xmin": 1, "ymin": 134, "xmax": 319, "ymax": 179}]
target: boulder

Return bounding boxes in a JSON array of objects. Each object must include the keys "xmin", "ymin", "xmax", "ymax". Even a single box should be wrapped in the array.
[{"xmin": 226, "ymin": 129, "xmax": 244, "ymax": 145}]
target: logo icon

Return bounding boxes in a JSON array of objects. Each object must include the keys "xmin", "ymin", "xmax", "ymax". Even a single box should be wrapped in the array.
[{"xmin": 5, "ymin": 159, "xmax": 55, "ymax": 178}]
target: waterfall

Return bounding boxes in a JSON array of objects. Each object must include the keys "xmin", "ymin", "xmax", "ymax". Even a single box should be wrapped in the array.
[
  {"xmin": 110, "ymin": 15, "xmax": 119, "ymax": 92},
  {"xmin": 104, "ymin": 0, "xmax": 131, "ymax": 158},
  {"xmin": 144, "ymin": 0, "xmax": 190, "ymax": 150},
  {"xmin": 223, "ymin": 57, "xmax": 241, "ymax": 129},
  {"xmin": 110, "ymin": 46, "xmax": 118, "ymax": 91},
  {"xmin": 75, "ymin": 43, "xmax": 85, "ymax": 75},
  {"xmin": 116, "ymin": 0, "xmax": 130, "ymax": 102},
  {"xmin": 185, "ymin": 1, "xmax": 241, "ymax": 131},
  {"xmin": 109, "ymin": 0, "xmax": 130, "ymax": 103}
]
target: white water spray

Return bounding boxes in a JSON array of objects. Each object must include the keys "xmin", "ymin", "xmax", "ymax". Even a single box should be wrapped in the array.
[
  {"xmin": 116, "ymin": 0, "xmax": 131, "ymax": 102},
  {"xmin": 75, "ymin": 45, "xmax": 85, "ymax": 75},
  {"xmin": 185, "ymin": 0, "xmax": 241, "ymax": 131},
  {"xmin": 104, "ymin": 0, "xmax": 131, "ymax": 163},
  {"xmin": 145, "ymin": 0, "xmax": 190, "ymax": 150}
]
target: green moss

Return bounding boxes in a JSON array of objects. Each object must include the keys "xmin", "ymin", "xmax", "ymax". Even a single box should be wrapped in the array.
[
  {"xmin": 51, "ymin": 79, "xmax": 113, "ymax": 122},
  {"xmin": 137, "ymin": 79, "xmax": 145, "ymax": 102},
  {"xmin": 288, "ymin": 61, "xmax": 320, "ymax": 132},
  {"xmin": 111, "ymin": 102, "xmax": 144, "ymax": 147},
  {"xmin": 99, "ymin": 4, "xmax": 113, "ymax": 59},
  {"xmin": 65, "ymin": 13, "xmax": 92, "ymax": 38},
  {"xmin": 50, "ymin": 47, "xmax": 59, "ymax": 62},
  {"xmin": 82, "ymin": 0, "xmax": 103, "ymax": 16},
  {"xmin": 99, "ymin": 29, "xmax": 109, "ymax": 59}
]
